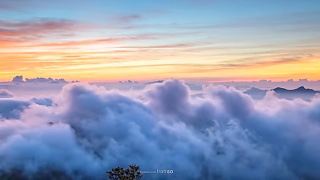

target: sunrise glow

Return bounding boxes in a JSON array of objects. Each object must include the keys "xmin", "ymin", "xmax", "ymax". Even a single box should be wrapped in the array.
[{"xmin": 1, "ymin": 0, "xmax": 319, "ymax": 82}]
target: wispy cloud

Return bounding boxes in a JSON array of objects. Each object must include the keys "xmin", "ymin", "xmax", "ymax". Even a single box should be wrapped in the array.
[
  {"xmin": 113, "ymin": 14, "xmax": 143, "ymax": 24},
  {"xmin": 38, "ymin": 36, "xmax": 154, "ymax": 47},
  {"xmin": 0, "ymin": 18, "xmax": 79, "ymax": 41},
  {"xmin": 0, "ymin": 4, "xmax": 16, "ymax": 10}
]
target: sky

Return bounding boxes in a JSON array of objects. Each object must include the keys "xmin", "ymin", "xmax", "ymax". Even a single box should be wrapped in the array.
[
  {"xmin": 1, "ymin": 79, "xmax": 320, "ymax": 179},
  {"xmin": 0, "ymin": 0, "xmax": 320, "ymax": 82}
]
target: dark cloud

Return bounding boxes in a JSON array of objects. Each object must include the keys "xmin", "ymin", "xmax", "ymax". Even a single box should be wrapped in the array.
[
  {"xmin": 0, "ymin": 80, "xmax": 319, "ymax": 179},
  {"xmin": 12, "ymin": 75, "xmax": 23, "ymax": 83},
  {"xmin": 26, "ymin": 77, "xmax": 68, "ymax": 84},
  {"xmin": 11, "ymin": 76, "xmax": 69, "ymax": 84}
]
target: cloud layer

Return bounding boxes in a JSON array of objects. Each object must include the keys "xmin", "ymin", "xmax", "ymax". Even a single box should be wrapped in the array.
[
  {"xmin": 12, "ymin": 76, "xmax": 68, "ymax": 84},
  {"xmin": 0, "ymin": 80, "xmax": 319, "ymax": 179}
]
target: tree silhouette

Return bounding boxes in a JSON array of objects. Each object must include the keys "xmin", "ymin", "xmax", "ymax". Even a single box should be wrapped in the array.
[{"xmin": 107, "ymin": 164, "xmax": 143, "ymax": 180}]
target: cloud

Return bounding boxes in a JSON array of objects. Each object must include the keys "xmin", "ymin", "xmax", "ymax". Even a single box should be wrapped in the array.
[
  {"xmin": 31, "ymin": 98, "xmax": 53, "ymax": 107},
  {"xmin": 0, "ymin": 4, "xmax": 16, "ymax": 10},
  {"xmin": 0, "ymin": 99, "xmax": 30, "ymax": 119},
  {"xmin": 38, "ymin": 38, "xmax": 129, "ymax": 47},
  {"xmin": 0, "ymin": 89, "xmax": 14, "ymax": 98},
  {"xmin": 12, "ymin": 75, "xmax": 23, "ymax": 83},
  {"xmin": 0, "ymin": 18, "xmax": 77, "ymax": 40},
  {"xmin": 25, "ymin": 77, "xmax": 68, "ymax": 84},
  {"xmin": 119, "ymin": 43, "xmax": 191, "ymax": 49},
  {"xmin": 11, "ymin": 76, "xmax": 68, "ymax": 84},
  {"xmin": 0, "ymin": 1, "xmax": 23, "ymax": 11},
  {"xmin": 113, "ymin": 14, "xmax": 142, "ymax": 24},
  {"xmin": 0, "ymin": 80, "xmax": 319, "ymax": 179}
]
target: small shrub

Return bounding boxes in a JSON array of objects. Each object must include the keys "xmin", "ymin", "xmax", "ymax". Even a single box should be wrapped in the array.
[{"xmin": 107, "ymin": 164, "xmax": 143, "ymax": 180}]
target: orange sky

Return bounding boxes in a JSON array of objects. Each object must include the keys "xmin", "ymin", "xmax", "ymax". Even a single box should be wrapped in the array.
[
  {"xmin": 1, "ymin": 0, "xmax": 320, "ymax": 82},
  {"xmin": 1, "ymin": 41, "xmax": 319, "ymax": 82}
]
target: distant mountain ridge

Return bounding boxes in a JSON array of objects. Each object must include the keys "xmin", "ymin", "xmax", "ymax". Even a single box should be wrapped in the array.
[
  {"xmin": 245, "ymin": 86, "xmax": 320, "ymax": 100},
  {"xmin": 244, "ymin": 87, "xmax": 268, "ymax": 99},
  {"xmin": 273, "ymin": 86, "xmax": 317, "ymax": 93}
]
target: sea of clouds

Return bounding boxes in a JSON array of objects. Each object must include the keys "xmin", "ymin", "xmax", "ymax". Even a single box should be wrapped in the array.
[{"xmin": 0, "ymin": 79, "xmax": 319, "ymax": 179}]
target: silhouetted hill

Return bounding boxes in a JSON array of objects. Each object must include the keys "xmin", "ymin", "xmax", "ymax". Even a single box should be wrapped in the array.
[
  {"xmin": 272, "ymin": 86, "xmax": 319, "ymax": 100},
  {"xmin": 245, "ymin": 86, "xmax": 319, "ymax": 100},
  {"xmin": 244, "ymin": 87, "xmax": 267, "ymax": 99}
]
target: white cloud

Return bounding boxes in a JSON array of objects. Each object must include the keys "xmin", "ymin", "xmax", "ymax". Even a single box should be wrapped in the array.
[{"xmin": 0, "ymin": 80, "xmax": 319, "ymax": 179}]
